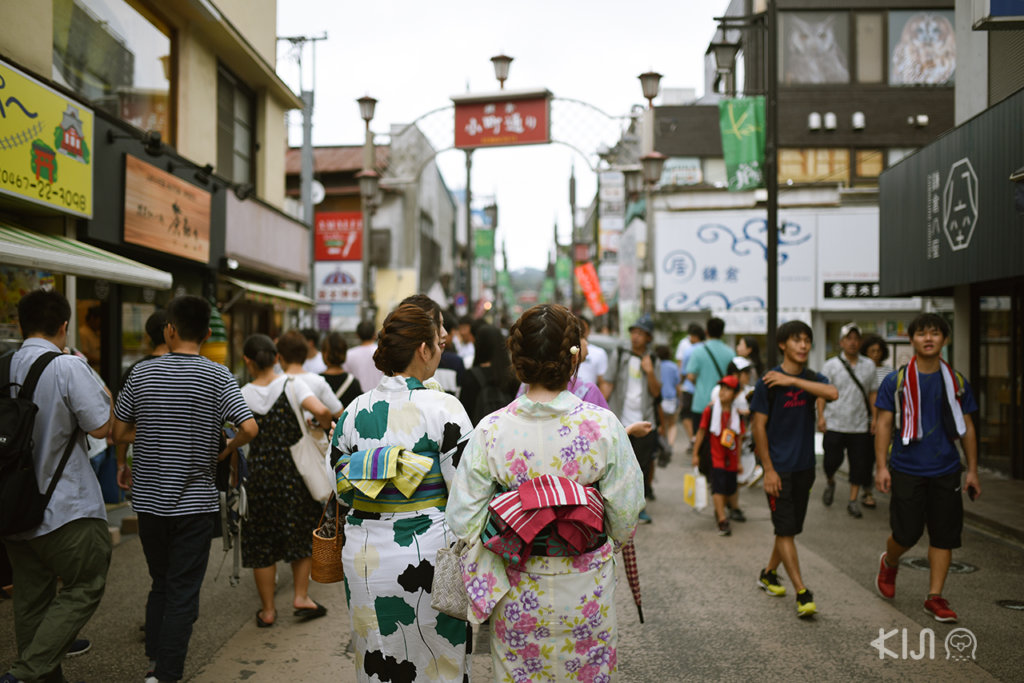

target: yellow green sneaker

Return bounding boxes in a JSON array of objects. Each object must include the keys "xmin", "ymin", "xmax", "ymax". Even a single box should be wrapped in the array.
[
  {"xmin": 796, "ymin": 588, "xmax": 817, "ymax": 617},
  {"xmin": 758, "ymin": 568, "xmax": 786, "ymax": 597}
]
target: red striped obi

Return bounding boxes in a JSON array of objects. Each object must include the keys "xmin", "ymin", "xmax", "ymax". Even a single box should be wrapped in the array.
[{"xmin": 482, "ymin": 474, "xmax": 605, "ymax": 564}]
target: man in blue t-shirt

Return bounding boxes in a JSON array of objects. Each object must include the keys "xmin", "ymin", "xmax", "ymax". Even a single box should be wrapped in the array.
[
  {"xmin": 750, "ymin": 320, "xmax": 836, "ymax": 618},
  {"xmin": 873, "ymin": 313, "xmax": 979, "ymax": 624}
]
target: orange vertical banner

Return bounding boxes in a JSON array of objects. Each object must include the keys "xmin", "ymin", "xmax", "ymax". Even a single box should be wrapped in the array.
[{"xmin": 575, "ymin": 262, "xmax": 609, "ymax": 316}]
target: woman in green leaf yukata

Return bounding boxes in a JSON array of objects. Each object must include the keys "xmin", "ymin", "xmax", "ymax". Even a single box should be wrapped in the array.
[
  {"xmin": 446, "ymin": 304, "xmax": 645, "ymax": 682},
  {"xmin": 331, "ymin": 302, "xmax": 474, "ymax": 682}
]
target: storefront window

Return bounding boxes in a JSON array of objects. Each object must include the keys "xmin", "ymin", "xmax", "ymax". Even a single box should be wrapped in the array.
[
  {"xmin": 779, "ymin": 148, "xmax": 850, "ymax": 185},
  {"xmin": 52, "ymin": 0, "xmax": 173, "ymax": 143},
  {"xmin": 978, "ymin": 296, "xmax": 1014, "ymax": 476},
  {"xmin": 0, "ymin": 267, "xmax": 59, "ymax": 352}
]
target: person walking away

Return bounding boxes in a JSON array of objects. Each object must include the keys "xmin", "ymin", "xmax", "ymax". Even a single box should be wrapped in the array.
[
  {"xmin": 685, "ymin": 318, "xmax": 733, "ymax": 476},
  {"xmin": 750, "ymin": 321, "xmax": 837, "ymax": 618},
  {"xmin": 816, "ymin": 323, "xmax": 879, "ymax": 518},
  {"xmin": 675, "ymin": 323, "xmax": 706, "ymax": 455},
  {"xmin": 434, "ymin": 310, "xmax": 466, "ymax": 397},
  {"xmin": 604, "ymin": 314, "xmax": 661, "ymax": 523},
  {"xmin": 459, "ymin": 323, "xmax": 518, "ymax": 426},
  {"xmin": 320, "ymin": 332, "xmax": 363, "ymax": 411},
  {"xmin": 331, "ymin": 303, "xmax": 475, "ymax": 682},
  {"xmin": 873, "ymin": 314, "xmax": 979, "ymax": 623},
  {"xmin": 1, "ymin": 290, "xmax": 113, "ymax": 683},
  {"xmin": 446, "ymin": 304, "xmax": 643, "ymax": 681},
  {"xmin": 300, "ymin": 328, "xmax": 327, "ymax": 374},
  {"xmin": 277, "ymin": 330, "xmax": 343, "ymax": 421},
  {"xmin": 239, "ymin": 335, "xmax": 332, "ymax": 628},
  {"xmin": 655, "ymin": 344, "xmax": 681, "ymax": 467},
  {"xmin": 343, "ymin": 320, "xmax": 384, "ymax": 393},
  {"xmin": 693, "ymin": 375, "xmax": 746, "ymax": 536},
  {"xmin": 577, "ymin": 316, "xmax": 608, "ymax": 390},
  {"xmin": 113, "ymin": 295, "xmax": 257, "ymax": 683}
]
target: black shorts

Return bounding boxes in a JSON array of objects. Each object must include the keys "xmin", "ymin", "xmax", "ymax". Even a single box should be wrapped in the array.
[
  {"xmin": 680, "ymin": 391, "xmax": 694, "ymax": 417},
  {"xmin": 890, "ymin": 469, "xmax": 963, "ymax": 550},
  {"xmin": 711, "ymin": 468, "xmax": 738, "ymax": 496},
  {"xmin": 766, "ymin": 468, "xmax": 815, "ymax": 537},
  {"xmin": 822, "ymin": 431, "xmax": 874, "ymax": 486}
]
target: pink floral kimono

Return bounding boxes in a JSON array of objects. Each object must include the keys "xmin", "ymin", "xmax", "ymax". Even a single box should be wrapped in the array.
[{"xmin": 446, "ymin": 391, "xmax": 644, "ymax": 682}]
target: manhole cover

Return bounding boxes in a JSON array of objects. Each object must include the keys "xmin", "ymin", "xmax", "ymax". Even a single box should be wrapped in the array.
[
  {"xmin": 997, "ymin": 599, "xmax": 1024, "ymax": 610},
  {"xmin": 900, "ymin": 557, "xmax": 978, "ymax": 574}
]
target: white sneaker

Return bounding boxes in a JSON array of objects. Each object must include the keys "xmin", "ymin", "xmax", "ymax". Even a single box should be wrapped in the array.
[{"xmin": 746, "ymin": 465, "xmax": 764, "ymax": 487}]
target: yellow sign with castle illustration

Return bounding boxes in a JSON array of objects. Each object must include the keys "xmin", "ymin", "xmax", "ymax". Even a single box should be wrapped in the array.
[{"xmin": 0, "ymin": 60, "xmax": 93, "ymax": 218}]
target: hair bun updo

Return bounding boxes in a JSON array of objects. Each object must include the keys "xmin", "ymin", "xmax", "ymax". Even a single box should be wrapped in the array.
[{"xmin": 507, "ymin": 304, "xmax": 582, "ymax": 391}]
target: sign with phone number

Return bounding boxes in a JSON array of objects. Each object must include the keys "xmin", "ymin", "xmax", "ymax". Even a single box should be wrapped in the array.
[{"xmin": 0, "ymin": 60, "xmax": 93, "ymax": 218}]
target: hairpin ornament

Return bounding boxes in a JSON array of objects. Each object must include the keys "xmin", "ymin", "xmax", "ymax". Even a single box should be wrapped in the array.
[{"xmin": 570, "ymin": 345, "xmax": 580, "ymax": 356}]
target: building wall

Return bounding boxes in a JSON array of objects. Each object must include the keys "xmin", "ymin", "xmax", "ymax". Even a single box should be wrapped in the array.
[
  {"xmin": 0, "ymin": 4, "xmax": 51, "ymax": 74},
  {"xmin": 955, "ymin": 0, "xmax": 988, "ymax": 124},
  {"xmin": 215, "ymin": 0, "xmax": 278, "ymax": 65},
  {"xmin": 175, "ymin": 23, "xmax": 219, "ymax": 167}
]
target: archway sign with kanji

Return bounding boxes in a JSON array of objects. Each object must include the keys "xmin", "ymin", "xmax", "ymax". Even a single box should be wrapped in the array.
[{"xmin": 452, "ymin": 88, "xmax": 552, "ymax": 149}]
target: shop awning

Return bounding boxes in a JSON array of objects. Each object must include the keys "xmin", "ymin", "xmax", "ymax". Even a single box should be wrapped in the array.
[
  {"xmin": 223, "ymin": 276, "xmax": 313, "ymax": 308},
  {"xmin": 0, "ymin": 224, "xmax": 173, "ymax": 289}
]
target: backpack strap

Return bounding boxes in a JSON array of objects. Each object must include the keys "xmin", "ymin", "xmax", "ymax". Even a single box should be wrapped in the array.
[
  {"xmin": 893, "ymin": 364, "xmax": 908, "ymax": 432},
  {"xmin": 0, "ymin": 351, "xmax": 13, "ymax": 395},
  {"xmin": 334, "ymin": 373, "xmax": 355, "ymax": 401},
  {"xmin": 19, "ymin": 352, "xmax": 63, "ymax": 401}
]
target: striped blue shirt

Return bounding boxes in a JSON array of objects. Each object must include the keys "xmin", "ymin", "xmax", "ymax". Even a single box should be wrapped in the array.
[{"xmin": 115, "ymin": 353, "xmax": 252, "ymax": 516}]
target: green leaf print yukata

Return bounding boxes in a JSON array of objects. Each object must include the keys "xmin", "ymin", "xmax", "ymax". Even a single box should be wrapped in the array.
[
  {"xmin": 446, "ymin": 391, "xmax": 644, "ymax": 683},
  {"xmin": 331, "ymin": 375, "xmax": 474, "ymax": 682}
]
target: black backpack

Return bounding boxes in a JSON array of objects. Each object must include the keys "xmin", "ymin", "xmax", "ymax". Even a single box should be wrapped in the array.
[
  {"xmin": 0, "ymin": 351, "xmax": 78, "ymax": 536},
  {"xmin": 469, "ymin": 367, "xmax": 514, "ymax": 424}
]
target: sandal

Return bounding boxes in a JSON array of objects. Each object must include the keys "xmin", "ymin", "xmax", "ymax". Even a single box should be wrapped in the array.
[
  {"xmin": 293, "ymin": 601, "xmax": 327, "ymax": 620},
  {"xmin": 256, "ymin": 609, "xmax": 275, "ymax": 628},
  {"xmin": 862, "ymin": 492, "xmax": 877, "ymax": 508}
]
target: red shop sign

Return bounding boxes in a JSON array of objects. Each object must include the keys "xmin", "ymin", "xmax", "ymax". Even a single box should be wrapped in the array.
[
  {"xmin": 315, "ymin": 211, "xmax": 362, "ymax": 261},
  {"xmin": 453, "ymin": 90, "xmax": 551, "ymax": 150}
]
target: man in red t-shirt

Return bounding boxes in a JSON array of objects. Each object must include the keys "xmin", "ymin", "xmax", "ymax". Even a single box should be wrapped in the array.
[{"xmin": 693, "ymin": 375, "xmax": 745, "ymax": 536}]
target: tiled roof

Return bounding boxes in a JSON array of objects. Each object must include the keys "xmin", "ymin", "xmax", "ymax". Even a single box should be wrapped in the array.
[{"xmin": 284, "ymin": 145, "xmax": 390, "ymax": 174}]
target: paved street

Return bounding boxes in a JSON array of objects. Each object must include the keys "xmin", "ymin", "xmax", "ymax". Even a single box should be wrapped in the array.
[{"xmin": 3, "ymin": 442, "xmax": 1022, "ymax": 682}]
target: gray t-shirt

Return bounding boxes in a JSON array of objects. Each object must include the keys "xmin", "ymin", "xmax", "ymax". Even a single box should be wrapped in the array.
[
  {"xmin": 5, "ymin": 338, "xmax": 110, "ymax": 540},
  {"xmin": 822, "ymin": 354, "xmax": 879, "ymax": 433}
]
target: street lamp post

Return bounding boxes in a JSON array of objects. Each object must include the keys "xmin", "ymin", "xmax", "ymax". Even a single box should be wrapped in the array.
[
  {"xmin": 637, "ymin": 71, "xmax": 665, "ymax": 316},
  {"xmin": 713, "ymin": 2, "xmax": 780, "ymax": 367},
  {"xmin": 641, "ymin": 152, "xmax": 666, "ymax": 315},
  {"xmin": 357, "ymin": 95, "xmax": 378, "ymax": 324}
]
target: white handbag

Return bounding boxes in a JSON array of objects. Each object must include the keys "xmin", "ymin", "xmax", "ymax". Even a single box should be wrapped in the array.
[{"xmin": 284, "ymin": 378, "xmax": 335, "ymax": 502}]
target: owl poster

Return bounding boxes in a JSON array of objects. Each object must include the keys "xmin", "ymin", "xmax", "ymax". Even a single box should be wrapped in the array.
[
  {"xmin": 780, "ymin": 12, "xmax": 851, "ymax": 85},
  {"xmin": 889, "ymin": 10, "xmax": 956, "ymax": 86}
]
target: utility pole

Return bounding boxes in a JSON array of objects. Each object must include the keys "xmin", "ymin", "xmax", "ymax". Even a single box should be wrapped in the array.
[{"xmin": 278, "ymin": 33, "xmax": 327, "ymax": 319}]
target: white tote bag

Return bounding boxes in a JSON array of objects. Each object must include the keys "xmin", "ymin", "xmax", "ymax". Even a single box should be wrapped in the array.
[{"xmin": 284, "ymin": 378, "xmax": 335, "ymax": 502}]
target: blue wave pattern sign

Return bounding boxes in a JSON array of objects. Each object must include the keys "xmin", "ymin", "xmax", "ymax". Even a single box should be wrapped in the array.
[{"xmin": 656, "ymin": 210, "xmax": 817, "ymax": 313}]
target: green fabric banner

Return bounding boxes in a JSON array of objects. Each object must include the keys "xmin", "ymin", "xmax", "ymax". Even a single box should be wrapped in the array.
[
  {"xmin": 718, "ymin": 96, "xmax": 766, "ymax": 191},
  {"xmin": 474, "ymin": 228, "xmax": 495, "ymax": 260}
]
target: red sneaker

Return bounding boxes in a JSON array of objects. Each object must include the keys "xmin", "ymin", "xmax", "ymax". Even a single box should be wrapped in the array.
[
  {"xmin": 924, "ymin": 596, "xmax": 958, "ymax": 623},
  {"xmin": 875, "ymin": 552, "xmax": 898, "ymax": 599}
]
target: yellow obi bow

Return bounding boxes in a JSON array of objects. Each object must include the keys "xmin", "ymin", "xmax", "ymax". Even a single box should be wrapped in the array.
[{"xmin": 336, "ymin": 446, "xmax": 435, "ymax": 499}]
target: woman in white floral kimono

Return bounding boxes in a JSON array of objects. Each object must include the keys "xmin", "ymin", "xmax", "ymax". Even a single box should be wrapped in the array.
[
  {"xmin": 446, "ymin": 304, "xmax": 644, "ymax": 683},
  {"xmin": 331, "ymin": 303, "xmax": 474, "ymax": 682}
]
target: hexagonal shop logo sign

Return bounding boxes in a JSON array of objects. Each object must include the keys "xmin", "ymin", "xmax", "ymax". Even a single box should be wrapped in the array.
[{"xmin": 942, "ymin": 158, "xmax": 978, "ymax": 252}]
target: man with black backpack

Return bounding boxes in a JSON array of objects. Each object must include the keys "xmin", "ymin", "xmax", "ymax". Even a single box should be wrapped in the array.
[{"xmin": 1, "ymin": 289, "xmax": 113, "ymax": 683}]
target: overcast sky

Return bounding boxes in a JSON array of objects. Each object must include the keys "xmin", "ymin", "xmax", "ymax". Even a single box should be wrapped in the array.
[{"xmin": 275, "ymin": 1, "xmax": 721, "ymax": 271}]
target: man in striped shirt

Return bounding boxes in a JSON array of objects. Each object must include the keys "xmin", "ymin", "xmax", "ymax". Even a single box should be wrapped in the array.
[{"xmin": 114, "ymin": 296, "xmax": 256, "ymax": 683}]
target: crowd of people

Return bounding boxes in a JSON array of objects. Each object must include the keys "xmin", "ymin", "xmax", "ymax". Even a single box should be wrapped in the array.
[{"xmin": 1, "ymin": 288, "xmax": 981, "ymax": 682}]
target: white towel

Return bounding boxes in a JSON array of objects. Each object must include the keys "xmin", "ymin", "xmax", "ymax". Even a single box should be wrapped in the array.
[{"xmin": 709, "ymin": 394, "xmax": 741, "ymax": 437}]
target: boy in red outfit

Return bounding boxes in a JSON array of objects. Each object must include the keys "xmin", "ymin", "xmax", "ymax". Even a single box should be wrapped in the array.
[{"xmin": 693, "ymin": 375, "xmax": 745, "ymax": 536}]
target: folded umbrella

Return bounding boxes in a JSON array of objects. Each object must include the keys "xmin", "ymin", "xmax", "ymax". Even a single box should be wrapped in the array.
[{"xmin": 622, "ymin": 540, "xmax": 643, "ymax": 623}]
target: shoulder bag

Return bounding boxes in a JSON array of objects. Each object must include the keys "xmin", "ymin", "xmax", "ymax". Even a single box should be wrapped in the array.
[
  {"xmin": 284, "ymin": 378, "xmax": 335, "ymax": 502},
  {"xmin": 839, "ymin": 359, "xmax": 873, "ymax": 423}
]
